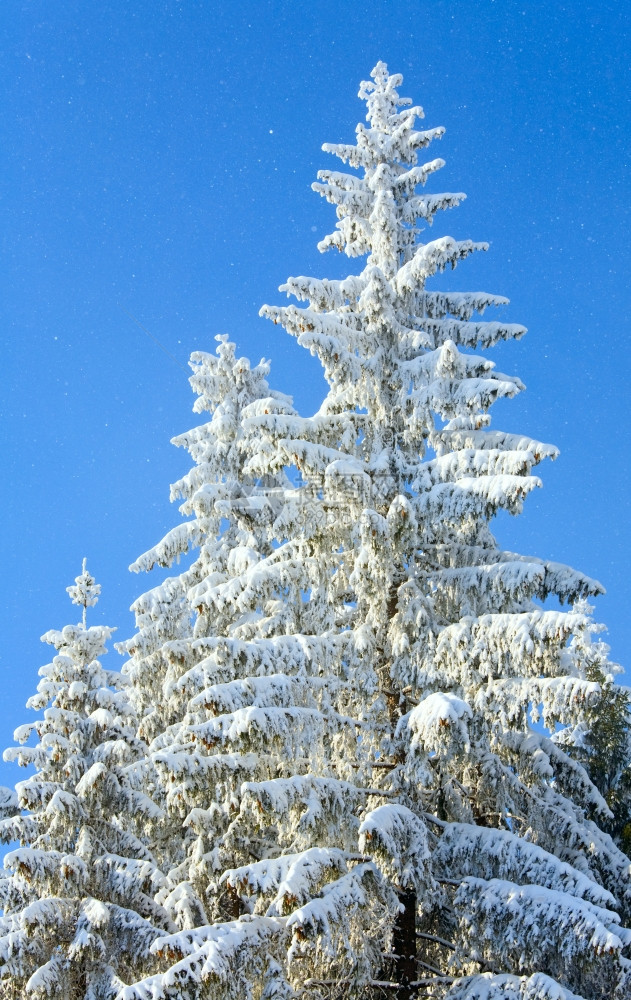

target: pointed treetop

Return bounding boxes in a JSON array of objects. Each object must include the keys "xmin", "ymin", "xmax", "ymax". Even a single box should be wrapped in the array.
[
  {"xmin": 66, "ymin": 557, "xmax": 101, "ymax": 627},
  {"xmin": 359, "ymin": 61, "xmax": 422, "ymax": 130}
]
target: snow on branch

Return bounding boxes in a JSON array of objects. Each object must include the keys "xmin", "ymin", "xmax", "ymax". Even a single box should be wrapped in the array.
[
  {"xmin": 223, "ymin": 847, "xmax": 350, "ymax": 917},
  {"xmin": 358, "ymin": 803, "xmax": 431, "ymax": 893},
  {"xmin": 404, "ymin": 692, "xmax": 473, "ymax": 762},
  {"xmin": 454, "ymin": 876, "xmax": 631, "ymax": 973},
  {"xmin": 130, "ymin": 521, "xmax": 206, "ymax": 573},
  {"xmin": 434, "ymin": 822, "xmax": 615, "ymax": 908},
  {"xmin": 286, "ymin": 862, "xmax": 393, "ymax": 978},
  {"xmin": 117, "ymin": 916, "xmax": 286, "ymax": 1000},
  {"xmin": 442, "ymin": 971, "xmax": 589, "ymax": 1000},
  {"xmin": 433, "ymin": 610, "xmax": 587, "ymax": 685},
  {"xmin": 240, "ymin": 775, "xmax": 375, "ymax": 847},
  {"xmin": 396, "ymin": 238, "xmax": 489, "ymax": 295}
]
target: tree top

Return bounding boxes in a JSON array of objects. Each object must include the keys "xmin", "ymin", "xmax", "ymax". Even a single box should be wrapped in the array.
[{"xmin": 66, "ymin": 557, "xmax": 101, "ymax": 627}]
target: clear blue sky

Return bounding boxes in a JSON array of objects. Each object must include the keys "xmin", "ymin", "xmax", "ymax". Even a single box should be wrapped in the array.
[{"xmin": 1, "ymin": 1, "xmax": 629, "ymax": 766}]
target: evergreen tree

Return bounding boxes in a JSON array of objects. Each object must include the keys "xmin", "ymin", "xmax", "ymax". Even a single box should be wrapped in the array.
[
  {"xmin": 558, "ymin": 606, "xmax": 631, "ymax": 853},
  {"xmin": 0, "ymin": 564, "xmax": 172, "ymax": 999},
  {"xmin": 119, "ymin": 65, "xmax": 630, "ymax": 1000},
  {"xmin": 117, "ymin": 337, "xmax": 295, "ymax": 929}
]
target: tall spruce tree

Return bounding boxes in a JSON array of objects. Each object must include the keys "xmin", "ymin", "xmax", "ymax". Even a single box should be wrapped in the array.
[
  {"xmin": 119, "ymin": 65, "xmax": 630, "ymax": 1000},
  {"xmin": 0, "ymin": 564, "xmax": 172, "ymax": 999}
]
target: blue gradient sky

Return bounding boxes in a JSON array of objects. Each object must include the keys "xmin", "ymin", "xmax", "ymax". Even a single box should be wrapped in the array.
[{"xmin": 1, "ymin": 1, "xmax": 629, "ymax": 763}]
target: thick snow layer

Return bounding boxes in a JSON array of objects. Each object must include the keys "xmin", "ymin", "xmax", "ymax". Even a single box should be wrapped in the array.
[
  {"xmin": 435, "ymin": 822, "xmax": 615, "ymax": 907},
  {"xmin": 407, "ymin": 692, "xmax": 472, "ymax": 752}
]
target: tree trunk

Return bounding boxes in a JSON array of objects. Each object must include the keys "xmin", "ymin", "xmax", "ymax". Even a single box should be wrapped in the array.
[{"xmin": 392, "ymin": 888, "xmax": 417, "ymax": 1000}]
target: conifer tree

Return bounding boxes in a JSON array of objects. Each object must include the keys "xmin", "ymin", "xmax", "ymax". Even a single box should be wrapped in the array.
[
  {"xmin": 0, "ymin": 564, "xmax": 172, "ymax": 999},
  {"xmin": 559, "ymin": 607, "xmax": 631, "ymax": 853},
  {"xmin": 120, "ymin": 65, "xmax": 630, "ymax": 1000},
  {"xmin": 117, "ymin": 337, "xmax": 295, "ymax": 929}
]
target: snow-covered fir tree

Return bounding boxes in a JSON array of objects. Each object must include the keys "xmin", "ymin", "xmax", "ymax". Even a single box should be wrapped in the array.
[
  {"xmin": 559, "ymin": 610, "xmax": 631, "ymax": 854},
  {"xmin": 117, "ymin": 64, "xmax": 630, "ymax": 1000},
  {"xmin": 116, "ymin": 337, "xmax": 295, "ymax": 930},
  {"xmin": 0, "ymin": 564, "xmax": 173, "ymax": 999}
]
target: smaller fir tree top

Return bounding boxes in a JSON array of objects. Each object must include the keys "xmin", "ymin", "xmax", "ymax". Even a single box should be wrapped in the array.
[
  {"xmin": 66, "ymin": 557, "xmax": 101, "ymax": 628},
  {"xmin": 0, "ymin": 566, "xmax": 171, "ymax": 1000}
]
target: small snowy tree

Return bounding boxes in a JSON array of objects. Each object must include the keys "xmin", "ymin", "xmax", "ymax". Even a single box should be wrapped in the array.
[
  {"xmin": 0, "ymin": 564, "xmax": 172, "ymax": 999},
  {"xmin": 120, "ymin": 337, "xmax": 294, "ymax": 733},
  {"xmin": 116, "ymin": 338, "xmax": 296, "ymax": 929},
  {"xmin": 558, "ymin": 609, "xmax": 631, "ymax": 853},
  {"xmin": 119, "ymin": 65, "xmax": 630, "ymax": 1000}
]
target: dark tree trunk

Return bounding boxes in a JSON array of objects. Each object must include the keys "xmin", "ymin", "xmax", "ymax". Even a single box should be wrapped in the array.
[
  {"xmin": 218, "ymin": 882, "xmax": 242, "ymax": 921},
  {"xmin": 393, "ymin": 888, "xmax": 417, "ymax": 1000},
  {"xmin": 378, "ymin": 576, "xmax": 417, "ymax": 998}
]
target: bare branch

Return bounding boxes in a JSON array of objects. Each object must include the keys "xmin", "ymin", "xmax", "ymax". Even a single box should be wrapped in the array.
[{"xmin": 416, "ymin": 931, "xmax": 455, "ymax": 951}]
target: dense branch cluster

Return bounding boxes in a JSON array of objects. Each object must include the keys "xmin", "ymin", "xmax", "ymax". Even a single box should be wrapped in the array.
[{"xmin": 1, "ymin": 63, "xmax": 629, "ymax": 1000}]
